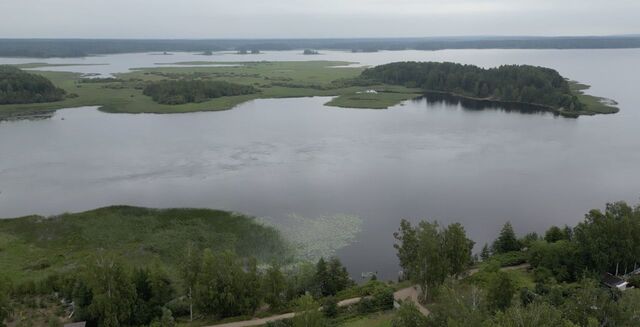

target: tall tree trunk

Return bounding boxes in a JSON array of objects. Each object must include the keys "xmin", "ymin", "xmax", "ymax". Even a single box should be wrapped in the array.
[{"xmin": 189, "ymin": 286, "xmax": 193, "ymax": 321}]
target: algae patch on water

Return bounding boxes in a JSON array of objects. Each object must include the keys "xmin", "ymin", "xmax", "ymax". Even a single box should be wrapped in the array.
[{"xmin": 260, "ymin": 213, "xmax": 363, "ymax": 261}]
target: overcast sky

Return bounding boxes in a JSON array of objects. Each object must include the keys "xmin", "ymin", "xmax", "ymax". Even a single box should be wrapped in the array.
[{"xmin": 2, "ymin": 0, "xmax": 639, "ymax": 38}]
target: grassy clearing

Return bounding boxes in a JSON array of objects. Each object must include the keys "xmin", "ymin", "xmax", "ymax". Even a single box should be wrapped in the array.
[{"xmin": 0, "ymin": 206, "xmax": 290, "ymax": 284}]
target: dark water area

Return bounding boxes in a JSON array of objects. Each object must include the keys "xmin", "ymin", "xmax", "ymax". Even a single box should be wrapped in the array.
[
  {"xmin": 422, "ymin": 92, "xmax": 553, "ymax": 116},
  {"xmin": 1, "ymin": 49, "xmax": 640, "ymax": 280}
]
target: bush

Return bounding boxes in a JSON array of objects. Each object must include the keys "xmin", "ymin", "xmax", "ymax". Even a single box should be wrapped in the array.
[
  {"xmin": 322, "ymin": 297, "xmax": 338, "ymax": 318},
  {"xmin": 628, "ymin": 275, "xmax": 640, "ymax": 288},
  {"xmin": 490, "ymin": 251, "xmax": 527, "ymax": 267}
]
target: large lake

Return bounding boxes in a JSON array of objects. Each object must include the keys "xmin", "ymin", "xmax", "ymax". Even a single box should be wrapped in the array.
[{"xmin": 1, "ymin": 49, "xmax": 639, "ymax": 280}]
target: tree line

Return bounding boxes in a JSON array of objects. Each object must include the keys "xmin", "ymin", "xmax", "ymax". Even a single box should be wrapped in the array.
[
  {"xmin": 0, "ymin": 245, "xmax": 359, "ymax": 327},
  {"xmin": 360, "ymin": 61, "xmax": 585, "ymax": 111},
  {"xmin": 2, "ymin": 37, "xmax": 640, "ymax": 58},
  {"xmin": 0, "ymin": 65, "xmax": 66, "ymax": 104},
  {"xmin": 393, "ymin": 200, "xmax": 640, "ymax": 326},
  {"xmin": 142, "ymin": 80, "xmax": 258, "ymax": 105}
]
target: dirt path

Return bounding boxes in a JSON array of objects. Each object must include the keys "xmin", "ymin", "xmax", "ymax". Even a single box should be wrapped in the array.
[
  {"xmin": 206, "ymin": 286, "xmax": 426, "ymax": 327},
  {"xmin": 206, "ymin": 263, "xmax": 529, "ymax": 327}
]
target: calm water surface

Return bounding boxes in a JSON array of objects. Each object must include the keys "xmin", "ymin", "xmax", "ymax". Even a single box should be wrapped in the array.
[{"xmin": 1, "ymin": 49, "xmax": 639, "ymax": 280}]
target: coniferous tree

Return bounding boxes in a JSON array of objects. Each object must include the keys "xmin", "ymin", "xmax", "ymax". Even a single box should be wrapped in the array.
[{"xmin": 492, "ymin": 222, "xmax": 521, "ymax": 254}]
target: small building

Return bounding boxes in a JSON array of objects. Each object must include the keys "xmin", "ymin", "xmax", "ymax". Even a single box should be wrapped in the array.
[{"xmin": 602, "ymin": 273, "xmax": 629, "ymax": 290}]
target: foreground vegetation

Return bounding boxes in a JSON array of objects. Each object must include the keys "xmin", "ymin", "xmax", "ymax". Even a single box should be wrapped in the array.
[
  {"xmin": 0, "ymin": 206, "xmax": 289, "ymax": 283},
  {"xmin": 2, "ymin": 200, "xmax": 640, "ymax": 326},
  {"xmin": 361, "ymin": 61, "xmax": 619, "ymax": 117},
  {"xmin": 393, "ymin": 200, "xmax": 640, "ymax": 326}
]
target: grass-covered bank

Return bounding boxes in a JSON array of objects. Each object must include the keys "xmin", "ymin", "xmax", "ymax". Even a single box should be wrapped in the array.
[{"xmin": 0, "ymin": 206, "xmax": 290, "ymax": 283}]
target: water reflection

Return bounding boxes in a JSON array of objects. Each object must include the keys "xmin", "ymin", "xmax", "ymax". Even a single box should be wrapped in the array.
[{"xmin": 422, "ymin": 92, "xmax": 551, "ymax": 115}]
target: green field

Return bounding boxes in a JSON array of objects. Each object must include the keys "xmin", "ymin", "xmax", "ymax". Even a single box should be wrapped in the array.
[
  {"xmin": 0, "ymin": 206, "xmax": 290, "ymax": 283},
  {"xmin": 0, "ymin": 61, "xmax": 420, "ymax": 119}
]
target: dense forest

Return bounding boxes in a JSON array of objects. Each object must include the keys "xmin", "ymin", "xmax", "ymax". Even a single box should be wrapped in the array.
[
  {"xmin": 143, "ymin": 80, "xmax": 258, "ymax": 105},
  {"xmin": 0, "ymin": 65, "xmax": 66, "ymax": 104},
  {"xmin": 361, "ymin": 62, "xmax": 585, "ymax": 111},
  {"xmin": 1, "ymin": 36, "xmax": 640, "ymax": 57}
]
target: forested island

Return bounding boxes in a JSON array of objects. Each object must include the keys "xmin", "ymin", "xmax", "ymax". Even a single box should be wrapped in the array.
[
  {"xmin": 1, "ymin": 201, "xmax": 640, "ymax": 326},
  {"xmin": 360, "ymin": 62, "xmax": 619, "ymax": 117},
  {"xmin": 0, "ymin": 65, "xmax": 66, "ymax": 104},
  {"xmin": 0, "ymin": 61, "xmax": 618, "ymax": 120}
]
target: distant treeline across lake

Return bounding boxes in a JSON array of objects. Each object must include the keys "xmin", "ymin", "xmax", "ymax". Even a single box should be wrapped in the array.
[{"xmin": 2, "ymin": 35, "xmax": 640, "ymax": 57}]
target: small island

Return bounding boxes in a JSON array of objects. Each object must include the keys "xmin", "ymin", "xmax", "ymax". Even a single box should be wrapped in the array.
[
  {"xmin": 303, "ymin": 49, "xmax": 320, "ymax": 55},
  {"xmin": 359, "ymin": 61, "xmax": 619, "ymax": 117}
]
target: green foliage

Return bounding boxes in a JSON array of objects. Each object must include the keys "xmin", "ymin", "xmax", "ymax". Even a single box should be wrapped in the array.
[
  {"xmin": 486, "ymin": 271, "xmax": 517, "ymax": 312},
  {"xmin": 443, "ymin": 223, "xmax": 475, "ymax": 277},
  {"xmin": 0, "ymin": 277, "xmax": 12, "ymax": 327},
  {"xmin": 361, "ymin": 62, "xmax": 585, "ymax": 112},
  {"xmin": 391, "ymin": 301, "xmax": 427, "ymax": 327},
  {"xmin": 179, "ymin": 243, "xmax": 201, "ymax": 322},
  {"xmin": 394, "ymin": 219, "xmax": 473, "ymax": 300},
  {"xmin": 427, "ymin": 283, "xmax": 487, "ymax": 327},
  {"xmin": 0, "ymin": 65, "xmax": 66, "ymax": 104},
  {"xmin": 356, "ymin": 283, "xmax": 394, "ymax": 314},
  {"xmin": 544, "ymin": 226, "xmax": 572, "ymax": 243},
  {"xmin": 492, "ymin": 302, "xmax": 568, "ymax": 327},
  {"xmin": 574, "ymin": 202, "xmax": 640, "ymax": 275},
  {"xmin": 85, "ymin": 257, "xmax": 137, "ymax": 327},
  {"xmin": 194, "ymin": 249, "xmax": 260, "ymax": 318},
  {"xmin": 492, "ymin": 222, "xmax": 521, "ymax": 254},
  {"xmin": 487, "ymin": 251, "xmax": 527, "ymax": 268},
  {"xmin": 263, "ymin": 264, "xmax": 287, "ymax": 310},
  {"xmin": 520, "ymin": 232, "xmax": 540, "ymax": 249},
  {"xmin": 143, "ymin": 79, "xmax": 258, "ymax": 104},
  {"xmin": 322, "ymin": 297, "xmax": 338, "ymax": 318},
  {"xmin": 314, "ymin": 257, "xmax": 352, "ymax": 297},
  {"xmin": 628, "ymin": 275, "xmax": 640, "ymax": 288},
  {"xmin": 0, "ymin": 206, "xmax": 289, "ymax": 283},
  {"xmin": 528, "ymin": 240, "xmax": 580, "ymax": 282},
  {"xmin": 292, "ymin": 295, "xmax": 326, "ymax": 327},
  {"xmin": 480, "ymin": 243, "xmax": 491, "ymax": 261}
]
